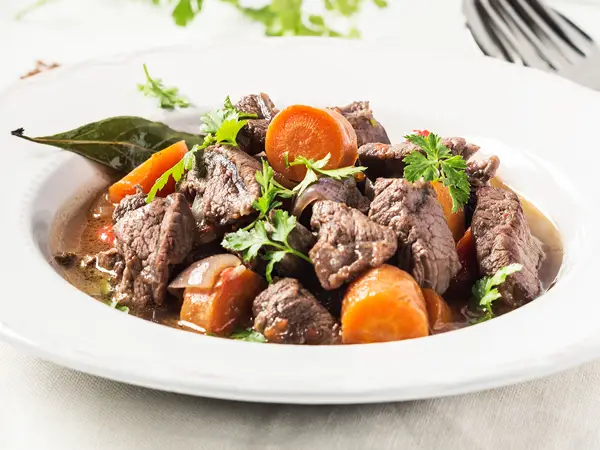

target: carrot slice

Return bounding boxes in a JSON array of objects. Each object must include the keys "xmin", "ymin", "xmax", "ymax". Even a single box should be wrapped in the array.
[
  {"xmin": 108, "ymin": 140, "xmax": 189, "ymax": 203},
  {"xmin": 265, "ymin": 105, "xmax": 358, "ymax": 181},
  {"xmin": 431, "ymin": 181, "xmax": 466, "ymax": 242},
  {"xmin": 422, "ymin": 288, "xmax": 453, "ymax": 332},
  {"xmin": 341, "ymin": 265, "xmax": 429, "ymax": 344},
  {"xmin": 180, "ymin": 265, "xmax": 265, "ymax": 336}
]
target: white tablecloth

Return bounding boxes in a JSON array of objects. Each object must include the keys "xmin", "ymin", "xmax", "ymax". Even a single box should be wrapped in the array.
[{"xmin": 2, "ymin": 1, "xmax": 600, "ymax": 448}]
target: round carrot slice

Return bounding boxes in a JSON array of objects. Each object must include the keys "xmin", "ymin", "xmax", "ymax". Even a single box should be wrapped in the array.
[
  {"xmin": 265, "ymin": 105, "xmax": 358, "ymax": 182},
  {"xmin": 341, "ymin": 265, "xmax": 429, "ymax": 344}
]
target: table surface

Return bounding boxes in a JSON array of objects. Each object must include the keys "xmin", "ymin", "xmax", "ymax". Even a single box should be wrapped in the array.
[{"xmin": 2, "ymin": 1, "xmax": 600, "ymax": 449}]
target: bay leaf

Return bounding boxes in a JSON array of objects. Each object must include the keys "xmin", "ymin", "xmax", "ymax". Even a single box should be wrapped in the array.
[{"xmin": 11, "ymin": 116, "xmax": 205, "ymax": 173}]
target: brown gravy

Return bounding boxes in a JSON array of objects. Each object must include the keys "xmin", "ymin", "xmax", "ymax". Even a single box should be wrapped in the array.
[{"xmin": 52, "ymin": 178, "xmax": 564, "ymax": 334}]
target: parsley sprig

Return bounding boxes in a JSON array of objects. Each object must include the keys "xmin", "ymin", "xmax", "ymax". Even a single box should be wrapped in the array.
[
  {"xmin": 146, "ymin": 97, "xmax": 251, "ymax": 203},
  {"xmin": 230, "ymin": 328, "xmax": 267, "ymax": 343},
  {"xmin": 138, "ymin": 64, "xmax": 190, "ymax": 110},
  {"xmin": 403, "ymin": 133, "xmax": 470, "ymax": 213},
  {"xmin": 471, "ymin": 264, "xmax": 523, "ymax": 323},
  {"xmin": 248, "ymin": 160, "xmax": 294, "ymax": 229},
  {"xmin": 286, "ymin": 153, "xmax": 366, "ymax": 196},
  {"xmin": 222, "ymin": 210, "xmax": 310, "ymax": 283}
]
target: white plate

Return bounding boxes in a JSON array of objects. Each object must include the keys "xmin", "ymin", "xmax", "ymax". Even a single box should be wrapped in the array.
[{"xmin": 0, "ymin": 38, "xmax": 599, "ymax": 404}]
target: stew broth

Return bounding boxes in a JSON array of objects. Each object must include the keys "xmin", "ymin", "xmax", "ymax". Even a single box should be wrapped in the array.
[{"xmin": 52, "ymin": 177, "xmax": 564, "ymax": 334}]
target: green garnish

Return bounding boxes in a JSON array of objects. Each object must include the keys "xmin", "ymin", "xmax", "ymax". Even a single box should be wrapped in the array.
[
  {"xmin": 221, "ymin": 210, "xmax": 311, "ymax": 283},
  {"xmin": 199, "ymin": 96, "xmax": 257, "ymax": 135},
  {"xmin": 471, "ymin": 264, "xmax": 523, "ymax": 322},
  {"xmin": 138, "ymin": 64, "xmax": 190, "ymax": 110},
  {"xmin": 230, "ymin": 328, "xmax": 267, "ymax": 343},
  {"xmin": 249, "ymin": 159, "xmax": 294, "ymax": 229},
  {"xmin": 403, "ymin": 132, "xmax": 471, "ymax": 213},
  {"xmin": 286, "ymin": 153, "xmax": 366, "ymax": 196},
  {"xmin": 146, "ymin": 97, "xmax": 250, "ymax": 203}
]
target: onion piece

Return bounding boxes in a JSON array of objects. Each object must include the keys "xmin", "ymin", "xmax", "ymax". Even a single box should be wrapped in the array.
[
  {"xmin": 292, "ymin": 178, "xmax": 351, "ymax": 217},
  {"xmin": 168, "ymin": 254, "xmax": 241, "ymax": 296}
]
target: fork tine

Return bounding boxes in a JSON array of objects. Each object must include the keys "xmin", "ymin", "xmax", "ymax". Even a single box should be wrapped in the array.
[
  {"xmin": 464, "ymin": 0, "xmax": 516, "ymax": 61},
  {"xmin": 499, "ymin": 0, "xmax": 574, "ymax": 68},
  {"xmin": 529, "ymin": 1, "xmax": 596, "ymax": 56},
  {"xmin": 480, "ymin": 0, "xmax": 552, "ymax": 70}
]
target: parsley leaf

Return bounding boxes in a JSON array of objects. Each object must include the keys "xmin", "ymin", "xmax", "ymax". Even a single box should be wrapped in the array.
[
  {"xmin": 138, "ymin": 64, "xmax": 190, "ymax": 110},
  {"xmin": 403, "ymin": 132, "xmax": 471, "ymax": 213},
  {"xmin": 471, "ymin": 264, "xmax": 523, "ymax": 322},
  {"xmin": 230, "ymin": 328, "xmax": 267, "ymax": 343},
  {"xmin": 199, "ymin": 95, "xmax": 257, "ymax": 135},
  {"xmin": 221, "ymin": 210, "xmax": 310, "ymax": 283},
  {"xmin": 250, "ymin": 160, "xmax": 294, "ymax": 226},
  {"xmin": 146, "ymin": 97, "xmax": 249, "ymax": 203},
  {"xmin": 287, "ymin": 153, "xmax": 366, "ymax": 196},
  {"xmin": 108, "ymin": 297, "xmax": 130, "ymax": 314}
]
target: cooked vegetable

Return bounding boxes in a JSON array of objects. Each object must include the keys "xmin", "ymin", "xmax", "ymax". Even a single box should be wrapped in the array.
[
  {"xmin": 230, "ymin": 328, "xmax": 267, "ymax": 343},
  {"xmin": 251, "ymin": 159, "xmax": 294, "ymax": 227},
  {"xmin": 221, "ymin": 210, "xmax": 311, "ymax": 283},
  {"xmin": 168, "ymin": 254, "xmax": 242, "ymax": 294},
  {"xmin": 431, "ymin": 181, "xmax": 466, "ymax": 242},
  {"xmin": 292, "ymin": 177, "xmax": 358, "ymax": 217},
  {"xmin": 472, "ymin": 263, "xmax": 523, "ymax": 322},
  {"xmin": 138, "ymin": 63, "xmax": 190, "ymax": 110},
  {"xmin": 403, "ymin": 132, "xmax": 470, "ymax": 213},
  {"xmin": 286, "ymin": 153, "xmax": 366, "ymax": 196},
  {"xmin": 146, "ymin": 97, "xmax": 253, "ymax": 203},
  {"xmin": 108, "ymin": 140, "xmax": 189, "ymax": 203},
  {"xmin": 341, "ymin": 265, "xmax": 429, "ymax": 344},
  {"xmin": 98, "ymin": 224, "xmax": 115, "ymax": 245},
  {"xmin": 422, "ymin": 288, "xmax": 453, "ymax": 331},
  {"xmin": 11, "ymin": 117, "xmax": 204, "ymax": 173},
  {"xmin": 179, "ymin": 265, "xmax": 265, "ymax": 336},
  {"xmin": 265, "ymin": 105, "xmax": 358, "ymax": 182}
]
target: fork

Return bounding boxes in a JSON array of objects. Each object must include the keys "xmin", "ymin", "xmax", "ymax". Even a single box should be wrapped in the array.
[{"xmin": 464, "ymin": 0, "xmax": 600, "ymax": 90}]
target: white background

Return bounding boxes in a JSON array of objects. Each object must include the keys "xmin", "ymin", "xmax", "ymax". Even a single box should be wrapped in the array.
[{"xmin": 2, "ymin": 0, "xmax": 600, "ymax": 449}]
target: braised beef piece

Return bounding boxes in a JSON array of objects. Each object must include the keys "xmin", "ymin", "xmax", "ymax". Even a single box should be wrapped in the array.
[
  {"xmin": 332, "ymin": 101, "xmax": 390, "ymax": 147},
  {"xmin": 309, "ymin": 200, "xmax": 397, "ymax": 290},
  {"xmin": 293, "ymin": 177, "xmax": 370, "ymax": 217},
  {"xmin": 471, "ymin": 187, "xmax": 545, "ymax": 309},
  {"xmin": 236, "ymin": 93, "xmax": 277, "ymax": 120},
  {"xmin": 466, "ymin": 156, "xmax": 500, "ymax": 188},
  {"xmin": 268, "ymin": 216, "xmax": 316, "ymax": 278},
  {"xmin": 178, "ymin": 145, "xmax": 261, "ymax": 229},
  {"xmin": 112, "ymin": 191, "xmax": 146, "ymax": 223},
  {"xmin": 359, "ymin": 137, "xmax": 480, "ymax": 180},
  {"xmin": 369, "ymin": 179, "xmax": 461, "ymax": 294},
  {"xmin": 235, "ymin": 93, "xmax": 277, "ymax": 156},
  {"xmin": 465, "ymin": 155, "xmax": 501, "ymax": 227},
  {"xmin": 253, "ymin": 278, "xmax": 340, "ymax": 344},
  {"xmin": 113, "ymin": 193, "xmax": 196, "ymax": 310}
]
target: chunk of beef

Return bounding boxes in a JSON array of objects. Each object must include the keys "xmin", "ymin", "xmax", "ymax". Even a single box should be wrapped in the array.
[
  {"xmin": 178, "ymin": 145, "xmax": 261, "ymax": 228},
  {"xmin": 332, "ymin": 101, "xmax": 390, "ymax": 147},
  {"xmin": 292, "ymin": 177, "xmax": 370, "ymax": 217},
  {"xmin": 253, "ymin": 278, "xmax": 340, "ymax": 344},
  {"xmin": 113, "ymin": 193, "xmax": 196, "ymax": 310},
  {"xmin": 112, "ymin": 191, "xmax": 147, "ymax": 223},
  {"xmin": 235, "ymin": 93, "xmax": 277, "ymax": 156},
  {"xmin": 465, "ymin": 155, "xmax": 501, "ymax": 227},
  {"xmin": 466, "ymin": 155, "xmax": 500, "ymax": 188},
  {"xmin": 309, "ymin": 200, "xmax": 397, "ymax": 290},
  {"xmin": 471, "ymin": 187, "xmax": 545, "ymax": 309},
  {"xmin": 236, "ymin": 93, "xmax": 277, "ymax": 120},
  {"xmin": 369, "ymin": 179, "xmax": 461, "ymax": 294},
  {"xmin": 359, "ymin": 137, "xmax": 480, "ymax": 179}
]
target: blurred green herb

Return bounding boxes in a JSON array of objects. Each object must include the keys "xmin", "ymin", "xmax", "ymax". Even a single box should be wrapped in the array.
[
  {"xmin": 138, "ymin": 64, "xmax": 190, "ymax": 109},
  {"xmin": 17, "ymin": 0, "xmax": 387, "ymax": 37},
  {"xmin": 230, "ymin": 328, "xmax": 267, "ymax": 343}
]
